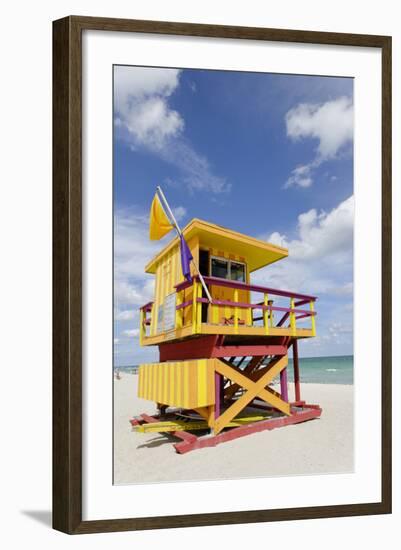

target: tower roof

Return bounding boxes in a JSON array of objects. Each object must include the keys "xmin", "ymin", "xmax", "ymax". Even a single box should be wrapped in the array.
[{"xmin": 145, "ymin": 218, "xmax": 288, "ymax": 274}]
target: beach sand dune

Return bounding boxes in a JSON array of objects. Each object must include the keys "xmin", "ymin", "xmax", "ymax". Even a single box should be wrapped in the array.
[{"xmin": 113, "ymin": 373, "xmax": 353, "ymax": 485}]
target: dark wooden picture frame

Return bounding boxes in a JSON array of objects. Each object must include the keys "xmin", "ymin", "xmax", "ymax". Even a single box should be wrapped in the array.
[{"xmin": 53, "ymin": 15, "xmax": 392, "ymax": 534}]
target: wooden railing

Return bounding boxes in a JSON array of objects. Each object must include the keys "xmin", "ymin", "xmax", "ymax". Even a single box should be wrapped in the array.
[
  {"xmin": 140, "ymin": 276, "xmax": 317, "ymax": 340},
  {"xmin": 139, "ymin": 301, "xmax": 153, "ymax": 344}
]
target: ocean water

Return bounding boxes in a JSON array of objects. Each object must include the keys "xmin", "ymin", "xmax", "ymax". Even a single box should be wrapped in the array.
[
  {"xmin": 115, "ymin": 355, "xmax": 354, "ymax": 385},
  {"xmin": 287, "ymin": 355, "xmax": 353, "ymax": 385}
]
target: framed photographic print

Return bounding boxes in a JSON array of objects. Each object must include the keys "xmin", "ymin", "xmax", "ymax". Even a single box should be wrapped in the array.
[{"xmin": 53, "ymin": 16, "xmax": 392, "ymax": 534}]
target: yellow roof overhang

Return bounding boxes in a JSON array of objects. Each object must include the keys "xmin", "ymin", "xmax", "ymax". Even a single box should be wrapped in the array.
[{"xmin": 145, "ymin": 219, "xmax": 288, "ymax": 274}]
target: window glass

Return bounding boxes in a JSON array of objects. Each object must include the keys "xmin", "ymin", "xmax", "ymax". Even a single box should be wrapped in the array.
[
  {"xmin": 230, "ymin": 261, "xmax": 246, "ymax": 282},
  {"xmin": 211, "ymin": 258, "xmax": 229, "ymax": 279}
]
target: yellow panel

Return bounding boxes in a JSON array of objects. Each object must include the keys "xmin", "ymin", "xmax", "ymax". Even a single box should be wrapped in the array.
[
  {"xmin": 209, "ymin": 248, "xmax": 251, "ymax": 326},
  {"xmin": 151, "ymin": 262, "xmax": 161, "ymax": 335},
  {"xmin": 157, "ymin": 363, "xmax": 162, "ymax": 404},
  {"xmin": 168, "ymin": 362, "xmax": 174, "ymax": 405},
  {"xmin": 183, "ymin": 363, "xmax": 189, "ymax": 408},
  {"xmin": 163, "ymin": 362, "xmax": 169, "ymax": 405},
  {"xmin": 141, "ymin": 324, "xmax": 314, "ymax": 347},
  {"xmin": 159, "ymin": 258, "xmax": 165, "ymax": 307},
  {"xmin": 171, "ymin": 248, "xmax": 177, "ymax": 292},
  {"xmin": 138, "ymin": 359, "xmax": 216, "ymax": 408},
  {"xmin": 197, "ymin": 359, "xmax": 207, "ymax": 405}
]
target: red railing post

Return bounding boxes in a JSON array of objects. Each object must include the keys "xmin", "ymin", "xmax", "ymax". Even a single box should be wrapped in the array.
[
  {"xmin": 293, "ymin": 339, "xmax": 301, "ymax": 401},
  {"xmin": 171, "ymin": 276, "xmax": 317, "ymax": 334}
]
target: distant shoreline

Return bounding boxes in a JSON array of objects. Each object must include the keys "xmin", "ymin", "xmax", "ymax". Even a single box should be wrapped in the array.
[
  {"xmin": 115, "ymin": 371, "xmax": 354, "ymax": 386},
  {"xmin": 115, "ymin": 354, "xmax": 354, "ymax": 369},
  {"xmin": 114, "ymin": 355, "xmax": 354, "ymax": 385}
]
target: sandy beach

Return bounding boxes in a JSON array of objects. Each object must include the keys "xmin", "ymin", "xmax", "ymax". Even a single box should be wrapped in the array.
[{"xmin": 113, "ymin": 373, "xmax": 353, "ymax": 485}]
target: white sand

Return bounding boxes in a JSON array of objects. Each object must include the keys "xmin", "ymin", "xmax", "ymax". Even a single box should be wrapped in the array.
[{"xmin": 113, "ymin": 373, "xmax": 353, "ymax": 485}]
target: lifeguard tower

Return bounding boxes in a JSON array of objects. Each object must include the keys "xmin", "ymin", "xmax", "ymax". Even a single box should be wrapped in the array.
[{"xmin": 131, "ymin": 218, "xmax": 321, "ymax": 453}]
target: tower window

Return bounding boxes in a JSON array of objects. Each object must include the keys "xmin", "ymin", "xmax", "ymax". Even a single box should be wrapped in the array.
[
  {"xmin": 210, "ymin": 256, "xmax": 246, "ymax": 282},
  {"xmin": 211, "ymin": 257, "xmax": 229, "ymax": 279},
  {"xmin": 230, "ymin": 261, "xmax": 246, "ymax": 282}
]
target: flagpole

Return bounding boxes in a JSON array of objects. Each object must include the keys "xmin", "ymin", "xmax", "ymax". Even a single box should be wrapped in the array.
[
  {"xmin": 156, "ymin": 186, "xmax": 213, "ymax": 304},
  {"xmin": 156, "ymin": 186, "xmax": 181, "ymax": 235}
]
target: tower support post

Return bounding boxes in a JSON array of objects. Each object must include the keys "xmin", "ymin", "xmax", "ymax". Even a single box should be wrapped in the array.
[
  {"xmin": 293, "ymin": 339, "xmax": 301, "ymax": 402},
  {"xmin": 280, "ymin": 367, "xmax": 289, "ymax": 402},
  {"xmin": 215, "ymin": 371, "xmax": 222, "ymax": 419}
]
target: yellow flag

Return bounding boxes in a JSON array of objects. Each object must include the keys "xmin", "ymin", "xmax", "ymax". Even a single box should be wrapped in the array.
[{"xmin": 149, "ymin": 193, "xmax": 174, "ymax": 240}]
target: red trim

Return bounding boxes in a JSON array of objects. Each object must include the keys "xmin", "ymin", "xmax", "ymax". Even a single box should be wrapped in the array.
[
  {"xmin": 295, "ymin": 313, "xmax": 312, "ymax": 320},
  {"xmin": 294, "ymin": 298, "xmax": 309, "ymax": 307},
  {"xmin": 159, "ymin": 336, "xmax": 288, "ymax": 361},
  {"xmin": 277, "ymin": 311, "xmax": 290, "ymax": 327},
  {"xmin": 175, "ymin": 275, "xmax": 317, "ymax": 301},
  {"xmin": 131, "ymin": 407, "xmax": 322, "ymax": 454},
  {"xmin": 293, "ymin": 339, "xmax": 301, "ymax": 402},
  {"xmin": 159, "ymin": 336, "xmax": 219, "ymax": 361},
  {"xmin": 176, "ymin": 300, "xmax": 193, "ymax": 310},
  {"xmin": 213, "ymin": 345, "xmax": 287, "ymax": 357},
  {"xmin": 196, "ymin": 296, "xmax": 315, "ymax": 316},
  {"xmin": 290, "ymin": 400, "xmax": 306, "ymax": 407},
  {"xmin": 174, "ymin": 407, "xmax": 322, "ymax": 454}
]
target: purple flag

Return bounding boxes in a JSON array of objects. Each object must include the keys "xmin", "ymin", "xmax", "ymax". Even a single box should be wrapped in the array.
[{"xmin": 180, "ymin": 234, "xmax": 193, "ymax": 283}]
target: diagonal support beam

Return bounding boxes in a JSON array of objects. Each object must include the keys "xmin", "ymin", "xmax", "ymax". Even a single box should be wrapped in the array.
[
  {"xmin": 214, "ymin": 356, "xmax": 290, "ymax": 434},
  {"xmin": 224, "ymin": 355, "xmax": 265, "ymax": 400}
]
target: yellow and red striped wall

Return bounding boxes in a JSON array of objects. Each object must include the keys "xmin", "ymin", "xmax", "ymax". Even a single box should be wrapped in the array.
[{"xmin": 138, "ymin": 359, "xmax": 215, "ymax": 409}]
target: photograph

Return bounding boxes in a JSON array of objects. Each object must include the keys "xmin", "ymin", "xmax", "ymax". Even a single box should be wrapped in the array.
[{"xmin": 112, "ymin": 64, "xmax": 354, "ymax": 485}]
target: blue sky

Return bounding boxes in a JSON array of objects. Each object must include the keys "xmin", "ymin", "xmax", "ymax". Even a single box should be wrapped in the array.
[{"xmin": 113, "ymin": 66, "xmax": 354, "ymax": 366}]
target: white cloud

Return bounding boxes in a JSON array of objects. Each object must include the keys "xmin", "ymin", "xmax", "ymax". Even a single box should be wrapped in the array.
[
  {"xmin": 328, "ymin": 322, "xmax": 352, "ymax": 336},
  {"xmin": 114, "ymin": 209, "xmax": 159, "ymax": 280},
  {"xmin": 328, "ymin": 282, "xmax": 353, "ymax": 296},
  {"xmin": 122, "ymin": 328, "xmax": 140, "ymax": 338},
  {"xmin": 268, "ymin": 231, "xmax": 288, "ymax": 248},
  {"xmin": 288, "ymin": 195, "xmax": 354, "ymax": 261},
  {"xmin": 284, "ymin": 164, "xmax": 313, "ymax": 189},
  {"xmin": 114, "ymin": 209, "xmax": 161, "ymax": 323},
  {"xmin": 114, "ymin": 66, "xmax": 229, "ymax": 194},
  {"xmin": 286, "ymin": 96, "xmax": 353, "ymax": 159},
  {"xmin": 115, "ymin": 280, "xmax": 155, "ymax": 307},
  {"xmin": 162, "ymin": 140, "xmax": 230, "ymax": 194},
  {"xmin": 258, "ymin": 198, "xmax": 354, "ymax": 356},
  {"xmin": 284, "ymin": 96, "xmax": 353, "ymax": 188},
  {"xmin": 114, "ymin": 66, "xmax": 183, "ymax": 150},
  {"xmin": 114, "ymin": 66, "xmax": 181, "ymax": 108},
  {"xmin": 115, "ymin": 309, "xmax": 136, "ymax": 321},
  {"xmin": 258, "ymin": 195, "xmax": 354, "ymax": 295},
  {"xmin": 172, "ymin": 206, "xmax": 187, "ymax": 222},
  {"xmin": 120, "ymin": 96, "xmax": 184, "ymax": 151}
]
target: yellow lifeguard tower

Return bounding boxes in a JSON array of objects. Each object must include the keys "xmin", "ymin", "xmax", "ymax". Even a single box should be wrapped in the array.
[{"xmin": 133, "ymin": 217, "xmax": 321, "ymax": 453}]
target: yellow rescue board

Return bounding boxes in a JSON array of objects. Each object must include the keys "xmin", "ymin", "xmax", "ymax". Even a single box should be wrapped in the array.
[{"xmin": 134, "ymin": 414, "xmax": 273, "ymax": 433}]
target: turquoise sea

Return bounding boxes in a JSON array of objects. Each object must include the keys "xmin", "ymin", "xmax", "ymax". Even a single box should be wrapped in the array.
[
  {"xmin": 115, "ymin": 355, "xmax": 353, "ymax": 385},
  {"xmin": 287, "ymin": 355, "xmax": 353, "ymax": 385}
]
